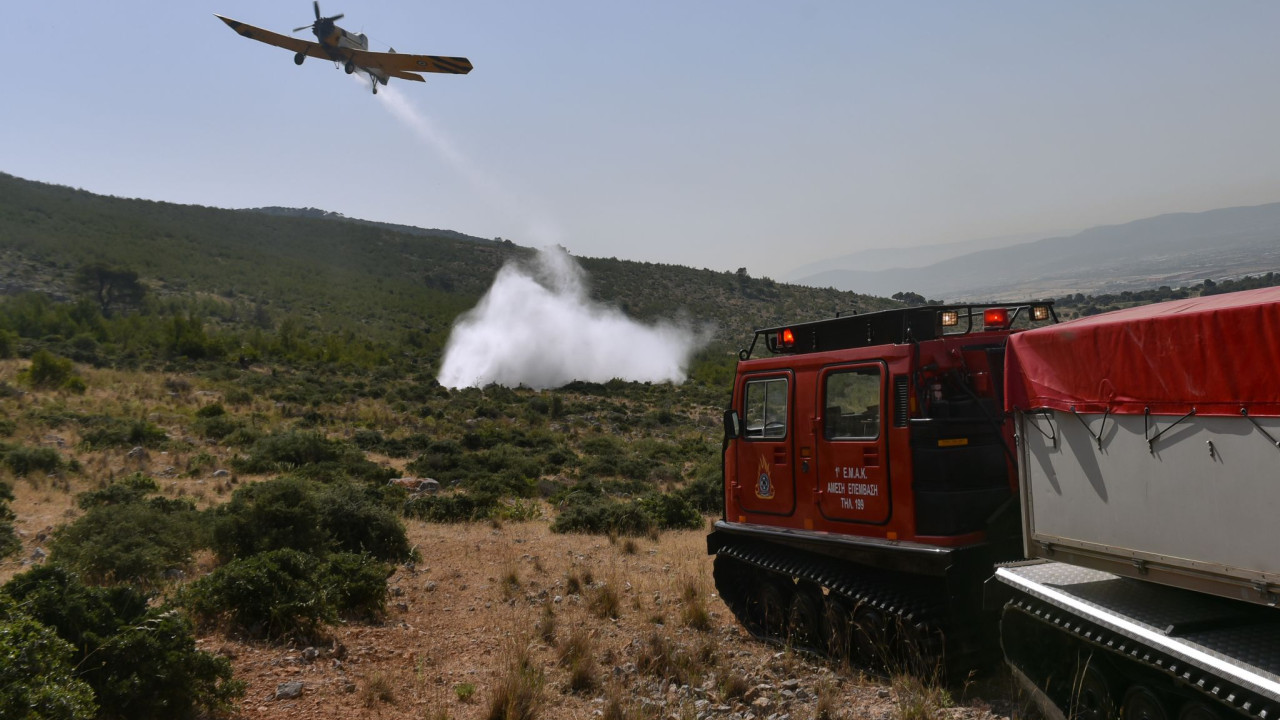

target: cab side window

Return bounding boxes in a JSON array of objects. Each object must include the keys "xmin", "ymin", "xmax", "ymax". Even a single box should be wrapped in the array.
[
  {"xmin": 824, "ymin": 367, "xmax": 882, "ymax": 440},
  {"xmin": 744, "ymin": 378, "xmax": 788, "ymax": 439}
]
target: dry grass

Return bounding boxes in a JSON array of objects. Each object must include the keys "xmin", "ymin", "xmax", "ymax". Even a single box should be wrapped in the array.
[
  {"xmin": 535, "ymin": 603, "xmax": 557, "ymax": 645},
  {"xmin": 588, "ymin": 581, "xmax": 621, "ymax": 620},
  {"xmin": 556, "ymin": 627, "xmax": 600, "ymax": 695},
  {"xmin": 361, "ymin": 672, "xmax": 397, "ymax": 708},
  {"xmin": 891, "ymin": 673, "xmax": 953, "ymax": 720},
  {"xmin": 486, "ymin": 641, "xmax": 544, "ymax": 720},
  {"xmin": 678, "ymin": 573, "xmax": 712, "ymax": 632}
]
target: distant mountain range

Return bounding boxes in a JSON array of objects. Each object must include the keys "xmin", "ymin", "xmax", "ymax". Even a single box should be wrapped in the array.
[
  {"xmin": 783, "ymin": 230, "xmax": 1067, "ymax": 278},
  {"xmin": 794, "ymin": 203, "xmax": 1280, "ymax": 301}
]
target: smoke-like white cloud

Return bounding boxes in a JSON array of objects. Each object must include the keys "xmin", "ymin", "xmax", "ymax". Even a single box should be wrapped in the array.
[{"xmin": 438, "ymin": 247, "xmax": 708, "ymax": 389}]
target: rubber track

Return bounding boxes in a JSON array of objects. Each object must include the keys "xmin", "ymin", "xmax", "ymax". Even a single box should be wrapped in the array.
[
  {"xmin": 713, "ymin": 538, "xmax": 948, "ymax": 655},
  {"xmin": 1003, "ymin": 596, "xmax": 1279, "ymax": 720}
]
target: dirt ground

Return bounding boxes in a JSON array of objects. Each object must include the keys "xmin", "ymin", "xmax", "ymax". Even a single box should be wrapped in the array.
[{"xmin": 4, "ymin": 469, "xmax": 1023, "ymax": 720}]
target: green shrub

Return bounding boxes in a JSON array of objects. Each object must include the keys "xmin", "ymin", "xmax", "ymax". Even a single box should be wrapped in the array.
[
  {"xmin": 195, "ymin": 403, "xmax": 226, "ymax": 418},
  {"xmin": 232, "ymin": 430, "xmax": 393, "ymax": 482},
  {"xmin": 550, "ymin": 482, "xmax": 704, "ymax": 535},
  {"xmin": 221, "ymin": 425, "xmax": 263, "ymax": 447},
  {"xmin": 0, "ymin": 483, "xmax": 18, "ymax": 559},
  {"xmin": 405, "ymin": 439, "xmax": 463, "ymax": 476},
  {"xmin": 18, "ymin": 349, "xmax": 81, "ymax": 390},
  {"xmin": 0, "ymin": 595, "xmax": 97, "ymax": 720},
  {"xmin": 353, "ymin": 428, "xmax": 385, "ymax": 450},
  {"xmin": 679, "ymin": 464, "xmax": 723, "ymax": 514},
  {"xmin": 75, "ymin": 472, "xmax": 159, "ymax": 509},
  {"xmin": 639, "ymin": 492, "xmax": 702, "ymax": 530},
  {"xmin": 2, "ymin": 443, "xmax": 66, "ymax": 476},
  {"xmin": 316, "ymin": 482, "xmax": 414, "ymax": 562},
  {"xmin": 0, "ymin": 417, "xmax": 15, "ymax": 437},
  {"xmin": 224, "ymin": 388, "xmax": 253, "ymax": 405},
  {"xmin": 186, "ymin": 548, "xmax": 329, "ymax": 640},
  {"xmin": 550, "ymin": 493, "xmax": 654, "ymax": 537},
  {"xmin": 322, "ymin": 552, "xmax": 390, "ymax": 621},
  {"xmin": 212, "ymin": 477, "xmax": 412, "ymax": 563},
  {"xmin": 233, "ymin": 430, "xmax": 342, "ymax": 471},
  {"xmin": 50, "ymin": 500, "xmax": 205, "ymax": 585},
  {"xmin": 78, "ymin": 416, "xmax": 167, "ymax": 449},
  {"xmin": 193, "ymin": 412, "xmax": 243, "ymax": 442},
  {"xmin": 3, "ymin": 566, "xmax": 241, "ymax": 719},
  {"xmin": 403, "ymin": 491, "xmax": 498, "ymax": 523},
  {"xmin": 185, "ymin": 548, "xmax": 388, "ymax": 640},
  {"xmin": 210, "ymin": 477, "xmax": 328, "ymax": 562}
]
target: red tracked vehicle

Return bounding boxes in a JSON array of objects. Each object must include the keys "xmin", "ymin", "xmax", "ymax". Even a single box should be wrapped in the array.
[
  {"xmin": 709, "ymin": 291, "xmax": 1280, "ymax": 719},
  {"xmin": 707, "ymin": 302, "xmax": 1051, "ymax": 669}
]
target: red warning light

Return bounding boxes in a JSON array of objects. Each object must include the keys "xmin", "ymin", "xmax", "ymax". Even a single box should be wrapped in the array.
[
  {"xmin": 780, "ymin": 328, "xmax": 796, "ymax": 348},
  {"xmin": 983, "ymin": 308, "xmax": 1010, "ymax": 329}
]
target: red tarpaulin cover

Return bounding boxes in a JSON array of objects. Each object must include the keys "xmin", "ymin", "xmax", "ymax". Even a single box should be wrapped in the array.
[{"xmin": 1005, "ymin": 286, "xmax": 1280, "ymax": 417}]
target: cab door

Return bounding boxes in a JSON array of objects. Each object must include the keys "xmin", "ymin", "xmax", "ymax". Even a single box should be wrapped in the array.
[
  {"xmin": 733, "ymin": 373, "xmax": 795, "ymax": 516},
  {"xmin": 815, "ymin": 363, "xmax": 891, "ymax": 524}
]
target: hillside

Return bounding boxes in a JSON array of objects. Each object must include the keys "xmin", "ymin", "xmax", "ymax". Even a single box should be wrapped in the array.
[
  {"xmin": 0, "ymin": 172, "xmax": 893, "ymax": 365},
  {"xmin": 798, "ymin": 202, "xmax": 1280, "ymax": 300}
]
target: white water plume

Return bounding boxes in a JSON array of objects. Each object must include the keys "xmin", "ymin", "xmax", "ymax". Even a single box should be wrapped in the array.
[{"xmin": 438, "ymin": 247, "xmax": 709, "ymax": 389}]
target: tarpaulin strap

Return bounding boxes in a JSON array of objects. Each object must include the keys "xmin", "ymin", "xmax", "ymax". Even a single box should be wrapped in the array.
[
  {"xmin": 1145, "ymin": 407, "xmax": 1197, "ymax": 454},
  {"xmin": 1071, "ymin": 405, "xmax": 1110, "ymax": 451}
]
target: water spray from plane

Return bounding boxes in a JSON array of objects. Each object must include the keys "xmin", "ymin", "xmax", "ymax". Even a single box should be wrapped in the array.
[
  {"xmin": 372, "ymin": 82, "xmax": 561, "ymax": 245},
  {"xmin": 437, "ymin": 247, "xmax": 710, "ymax": 389}
]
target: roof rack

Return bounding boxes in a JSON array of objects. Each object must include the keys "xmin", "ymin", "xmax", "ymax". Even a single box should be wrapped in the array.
[{"xmin": 739, "ymin": 302, "xmax": 1057, "ymax": 360}]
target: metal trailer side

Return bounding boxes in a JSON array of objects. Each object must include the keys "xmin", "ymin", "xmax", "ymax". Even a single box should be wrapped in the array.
[{"xmin": 1015, "ymin": 409, "xmax": 1280, "ymax": 607}]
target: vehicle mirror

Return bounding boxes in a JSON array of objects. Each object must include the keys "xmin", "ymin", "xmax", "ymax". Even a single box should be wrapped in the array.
[{"xmin": 723, "ymin": 410, "xmax": 741, "ymax": 440}]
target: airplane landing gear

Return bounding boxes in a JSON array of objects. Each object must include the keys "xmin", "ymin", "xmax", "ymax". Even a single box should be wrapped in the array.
[
  {"xmin": 372, "ymin": 83, "xmax": 378, "ymax": 95},
  {"xmin": 294, "ymin": 52, "xmax": 305, "ymax": 65},
  {"xmin": 345, "ymin": 60, "xmax": 355, "ymax": 74}
]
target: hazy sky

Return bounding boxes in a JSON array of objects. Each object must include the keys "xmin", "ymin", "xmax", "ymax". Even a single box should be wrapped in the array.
[{"xmin": 6, "ymin": 1, "xmax": 1280, "ymax": 279}]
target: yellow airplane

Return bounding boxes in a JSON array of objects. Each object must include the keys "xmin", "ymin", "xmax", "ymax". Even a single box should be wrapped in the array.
[{"xmin": 215, "ymin": 3, "xmax": 472, "ymax": 94}]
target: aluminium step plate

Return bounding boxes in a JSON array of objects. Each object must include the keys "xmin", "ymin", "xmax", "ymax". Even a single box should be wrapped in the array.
[{"xmin": 995, "ymin": 561, "xmax": 1280, "ymax": 702}]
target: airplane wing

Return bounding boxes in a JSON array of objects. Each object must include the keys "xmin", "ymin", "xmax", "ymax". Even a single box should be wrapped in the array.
[
  {"xmin": 214, "ymin": 15, "xmax": 330, "ymax": 62},
  {"xmin": 346, "ymin": 48, "xmax": 473, "ymax": 76},
  {"xmin": 385, "ymin": 70, "xmax": 427, "ymax": 83}
]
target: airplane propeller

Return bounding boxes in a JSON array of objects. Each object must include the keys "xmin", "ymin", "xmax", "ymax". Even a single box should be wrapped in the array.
[{"xmin": 292, "ymin": 1, "xmax": 344, "ymax": 33}]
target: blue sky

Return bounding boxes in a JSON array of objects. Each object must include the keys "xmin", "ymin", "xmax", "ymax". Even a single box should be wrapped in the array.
[{"xmin": 6, "ymin": 1, "xmax": 1280, "ymax": 279}]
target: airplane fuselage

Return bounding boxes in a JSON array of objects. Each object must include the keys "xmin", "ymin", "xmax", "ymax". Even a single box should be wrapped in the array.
[{"xmin": 312, "ymin": 23, "xmax": 389, "ymax": 85}]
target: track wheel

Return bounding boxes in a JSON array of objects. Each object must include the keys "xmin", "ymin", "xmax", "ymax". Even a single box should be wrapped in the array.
[
  {"xmin": 1177, "ymin": 702, "xmax": 1222, "ymax": 720},
  {"xmin": 824, "ymin": 597, "xmax": 854, "ymax": 663},
  {"xmin": 852, "ymin": 604, "xmax": 889, "ymax": 672},
  {"xmin": 1070, "ymin": 663, "xmax": 1118, "ymax": 720},
  {"xmin": 1122, "ymin": 686, "xmax": 1171, "ymax": 720},
  {"xmin": 786, "ymin": 588, "xmax": 825, "ymax": 652},
  {"xmin": 897, "ymin": 621, "xmax": 943, "ymax": 678},
  {"xmin": 749, "ymin": 581, "xmax": 790, "ymax": 640}
]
